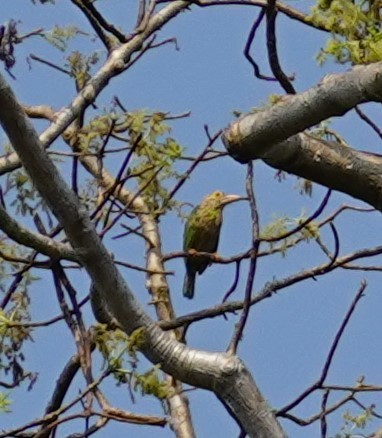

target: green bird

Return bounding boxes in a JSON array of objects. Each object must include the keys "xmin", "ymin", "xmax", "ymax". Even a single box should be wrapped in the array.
[{"xmin": 183, "ymin": 191, "xmax": 244, "ymax": 299}]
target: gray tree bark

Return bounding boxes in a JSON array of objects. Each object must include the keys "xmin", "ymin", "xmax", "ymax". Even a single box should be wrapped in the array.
[
  {"xmin": 222, "ymin": 62, "xmax": 382, "ymax": 211},
  {"xmin": 0, "ymin": 71, "xmax": 286, "ymax": 438}
]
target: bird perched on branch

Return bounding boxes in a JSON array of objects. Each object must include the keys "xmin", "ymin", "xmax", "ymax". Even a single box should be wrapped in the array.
[{"xmin": 183, "ymin": 191, "xmax": 245, "ymax": 299}]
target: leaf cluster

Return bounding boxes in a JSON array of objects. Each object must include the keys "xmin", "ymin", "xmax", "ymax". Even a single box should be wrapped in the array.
[
  {"xmin": 133, "ymin": 365, "xmax": 173, "ymax": 400},
  {"xmin": 127, "ymin": 110, "xmax": 184, "ymax": 213},
  {"xmin": 0, "ymin": 284, "xmax": 36, "ymax": 407},
  {"xmin": 310, "ymin": 0, "xmax": 382, "ymax": 64},
  {"xmin": 331, "ymin": 405, "xmax": 374, "ymax": 437},
  {"xmin": 95, "ymin": 325, "xmax": 133, "ymax": 384},
  {"xmin": 78, "ymin": 109, "xmax": 184, "ymax": 214},
  {"xmin": 95, "ymin": 326, "xmax": 147, "ymax": 380},
  {"xmin": 260, "ymin": 214, "xmax": 320, "ymax": 255},
  {"xmin": 9, "ymin": 170, "xmax": 46, "ymax": 217},
  {"xmin": 0, "ymin": 391, "xmax": 11, "ymax": 413},
  {"xmin": 66, "ymin": 51, "xmax": 100, "ymax": 91},
  {"xmin": 94, "ymin": 326, "xmax": 171, "ymax": 400},
  {"xmin": 42, "ymin": 25, "xmax": 86, "ymax": 52}
]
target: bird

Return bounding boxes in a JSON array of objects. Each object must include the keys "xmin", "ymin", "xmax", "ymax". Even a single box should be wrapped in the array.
[{"xmin": 183, "ymin": 191, "xmax": 244, "ymax": 299}]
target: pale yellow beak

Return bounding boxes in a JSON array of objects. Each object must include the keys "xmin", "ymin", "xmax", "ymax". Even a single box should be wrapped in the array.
[{"xmin": 220, "ymin": 194, "xmax": 247, "ymax": 206}]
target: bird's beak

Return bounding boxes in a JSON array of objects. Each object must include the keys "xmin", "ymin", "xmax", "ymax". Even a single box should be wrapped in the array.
[{"xmin": 220, "ymin": 194, "xmax": 247, "ymax": 206}]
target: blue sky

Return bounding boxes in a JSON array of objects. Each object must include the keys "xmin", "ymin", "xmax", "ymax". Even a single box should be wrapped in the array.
[{"xmin": 1, "ymin": 1, "xmax": 382, "ymax": 437}]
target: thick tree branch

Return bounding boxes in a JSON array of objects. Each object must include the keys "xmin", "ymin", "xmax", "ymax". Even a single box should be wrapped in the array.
[
  {"xmin": 240, "ymin": 133, "xmax": 382, "ymax": 211},
  {"xmin": 223, "ymin": 62, "xmax": 382, "ymax": 163},
  {"xmin": 0, "ymin": 74, "xmax": 285, "ymax": 438},
  {"xmin": 222, "ymin": 62, "xmax": 382, "ymax": 209},
  {"xmin": 0, "ymin": 203, "xmax": 79, "ymax": 261},
  {"xmin": 176, "ymin": 0, "xmax": 330, "ymax": 32}
]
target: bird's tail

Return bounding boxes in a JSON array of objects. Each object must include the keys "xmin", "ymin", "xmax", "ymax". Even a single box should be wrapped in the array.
[{"xmin": 183, "ymin": 272, "xmax": 196, "ymax": 299}]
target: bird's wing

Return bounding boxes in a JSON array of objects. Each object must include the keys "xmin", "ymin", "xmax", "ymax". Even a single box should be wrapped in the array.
[{"xmin": 183, "ymin": 207, "xmax": 198, "ymax": 251}]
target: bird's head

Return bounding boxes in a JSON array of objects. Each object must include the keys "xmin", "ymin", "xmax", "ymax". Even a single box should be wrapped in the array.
[{"xmin": 202, "ymin": 191, "xmax": 246, "ymax": 210}]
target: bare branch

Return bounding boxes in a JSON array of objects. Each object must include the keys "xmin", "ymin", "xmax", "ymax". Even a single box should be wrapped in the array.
[
  {"xmin": 227, "ymin": 132, "xmax": 382, "ymax": 211},
  {"xmin": 355, "ymin": 105, "xmax": 382, "ymax": 141},
  {"xmin": 70, "ymin": 0, "xmax": 116, "ymax": 50},
  {"xmin": 36, "ymin": 350, "xmax": 85, "ymax": 438},
  {"xmin": 228, "ymin": 162, "xmax": 259, "ymax": 354},
  {"xmin": 223, "ymin": 62, "xmax": 382, "ymax": 163},
  {"xmin": 0, "ymin": 61, "xmax": 286, "ymax": 438},
  {"xmin": 159, "ymin": 0, "xmax": 330, "ymax": 32},
  {"xmin": 0, "ymin": 202, "xmax": 79, "ymax": 262},
  {"xmin": 71, "ymin": 0, "xmax": 127, "ymax": 44},
  {"xmin": 244, "ymin": 9, "xmax": 276, "ymax": 81},
  {"xmin": 265, "ymin": 0, "xmax": 295, "ymax": 93}
]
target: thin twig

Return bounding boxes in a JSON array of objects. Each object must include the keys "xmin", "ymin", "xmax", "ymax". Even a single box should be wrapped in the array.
[
  {"xmin": 319, "ymin": 281, "xmax": 366, "ymax": 383},
  {"xmin": 162, "ymin": 128, "xmax": 222, "ymax": 210},
  {"xmin": 98, "ymin": 133, "xmax": 141, "ymax": 229},
  {"xmin": 262, "ymin": 189, "xmax": 332, "ymax": 243},
  {"xmin": 72, "ymin": 155, "xmax": 79, "ymax": 194},
  {"xmin": 320, "ymin": 389, "xmax": 329, "ymax": 438},
  {"xmin": 265, "ymin": 0, "xmax": 295, "ymax": 93},
  {"xmin": 72, "ymin": 0, "xmax": 127, "ymax": 43},
  {"xmin": 113, "ymin": 223, "xmax": 154, "ymax": 247},
  {"xmin": 244, "ymin": 9, "xmax": 276, "ymax": 81},
  {"xmin": 91, "ymin": 133, "xmax": 142, "ymax": 224},
  {"xmin": 355, "ymin": 106, "xmax": 382, "ymax": 141},
  {"xmin": 36, "ymin": 347, "xmax": 93, "ymax": 438},
  {"xmin": 136, "ymin": 0, "xmax": 147, "ymax": 28},
  {"xmin": 70, "ymin": 0, "xmax": 114, "ymax": 50},
  {"xmin": 280, "ymin": 393, "xmax": 353, "ymax": 426},
  {"xmin": 227, "ymin": 162, "xmax": 259, "ymax": 354},
  {"xmin": 29, "ymin": 54, "xmax": 71, "ymax": 75},
  {"xmin": 325, "ymin": 222, "xmax": 340, "ymax": 269},
  {"xmin": 222, "ymin": 260, "xmax": 241, "ymax": 302},
  {"xmin": 99, "ymin": 164, "xmax": 164, "ymax": 238}
]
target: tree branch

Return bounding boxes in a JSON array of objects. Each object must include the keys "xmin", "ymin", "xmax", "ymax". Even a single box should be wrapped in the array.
[
  {"xmin": 243, "ymin": 133, "xmax": 382, "ymax": 211},
  {"xmin": 222, "ymin": 63, "xmax": 382, "ymax": 209},
  {"xmin": 0, "ymin": 202, "xmax": 79, "ymax": 261},
  {"xmin": 223, "ymin": 62, "xmax": 382, "ymax": 163},
  {"xmin": 0, "ymin": 72, "xmax": 285, "ymax": 437},
  {"xmin": 0, "ymin": 1, "xmax": 192, "ymax": 177}
]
